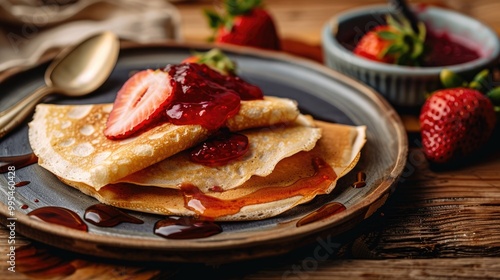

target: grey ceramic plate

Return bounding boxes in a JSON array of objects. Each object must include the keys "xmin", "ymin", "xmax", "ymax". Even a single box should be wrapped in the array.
[{"xmin": 0, "ymin": 43, "xmax": 407, "ymax": 263}]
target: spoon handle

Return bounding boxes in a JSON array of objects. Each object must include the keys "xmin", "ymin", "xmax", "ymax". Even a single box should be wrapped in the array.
[{"xmin": 0, "ymin": 86, "xmax": 53, "ymax": 138}]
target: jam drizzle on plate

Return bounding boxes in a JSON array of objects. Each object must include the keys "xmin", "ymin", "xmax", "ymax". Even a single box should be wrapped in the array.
[
  {"xmin": 351, "ymin": 171, "xmax": 367, "ymax": 189},
  {"xmin": 154, "ymin": 216, "xmax": 222, "ymax": 239},
  {"xmin": 0, "ymin": 153, "xmax": 38, "ymax": 173},
  {"xmin": 84, "ymin": 203, "xmax": 144, "ymax": 227},
  {"xmin": 28, "ymin": 206, "xmax": 88, "ymax": 232},
  {"xmin": 15, "ymin": 181, "xmax": 30, "ymax": 187}
]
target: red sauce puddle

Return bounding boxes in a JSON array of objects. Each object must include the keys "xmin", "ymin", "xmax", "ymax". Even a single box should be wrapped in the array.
[
  {"xmin": 84, "ymin": 204, "xmax": 143, "ymax": 227},
  {"xmin": 154, "ymin": 216, "xmax": 222, "ymax": 239},
  {"xmin": 180, "ymin": 157, "xmax": 337, "ymax": 220},
  {"xmin": 351, "ymin": 171, "xmax": 367, "ymax": 189},
  {"xmin": 15, "ymin": 181, "xmax": 30, "ymax": 187},
  {"xmin": 28, "ymin": 206, "xmax": 88, "ymax": 232},
  {"xmin": 0, "ymin": 153, "xmax": 38, "ymax": 173}
]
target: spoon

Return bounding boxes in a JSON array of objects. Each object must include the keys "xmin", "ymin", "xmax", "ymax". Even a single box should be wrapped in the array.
[
  {"xmin": 0, "ymin": 31, "xmax": 120, "ymax": 138},
  {"xmin": 389, "ymin": 0, "xmax": 420, "ymax": 33}
]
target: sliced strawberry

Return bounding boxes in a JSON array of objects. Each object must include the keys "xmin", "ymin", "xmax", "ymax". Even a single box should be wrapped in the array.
[{"xmin": 104, "ymin": 69, "xmax": 173, "ymax": 140}]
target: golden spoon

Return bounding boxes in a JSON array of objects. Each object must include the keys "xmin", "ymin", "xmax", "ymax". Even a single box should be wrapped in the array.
[{"xmin": 0, "ymin": 31, "xmax": 120, "ymax": 138}]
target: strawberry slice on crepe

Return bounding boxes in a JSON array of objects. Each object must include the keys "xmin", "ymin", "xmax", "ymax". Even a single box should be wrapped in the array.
[{"xmin": 104, "ymin": 69, "xmax": 173, "ymax": 140}]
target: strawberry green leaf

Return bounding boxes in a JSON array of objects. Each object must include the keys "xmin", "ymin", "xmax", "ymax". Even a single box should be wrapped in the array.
[
  {"xmin": 440, "ymin": 69, "xmax": 466, "ymax": 88},
  {"xmin": 469, "ymin": 69, "xmax": 490, "ymax": 91},
  {"xmin": 379, "ymin": 14, "xmax": 426, "ymax": 66},
  {"xmin": 396, "ymin": 53, "xmax": 412, "ymax": 65},
  {"xmin": 386, "ymin": 15, "xmax": 403, "ymax": 32},
  {"xmin": 377, "ymin": 31, "xmax": 399, "ymax": 40},
  {"xmin": 487, "ymin": 87, "xmax": 500, "ymax": 106},
  {"xmin": 382, "ymin": 44, "xmax": 404, "ymax": 57},
  {"xmin": 204, "ymin": 9, "xmax": 224, "ymax": 29},
  {"xmin": 417, "ymin": 22, "xmax": 426, "ymax": 42},
  {"xmin": 398, "ymin": 16, "xmax": 414, "ymax": 34},
  {"xmin": 190, "ymin": 48, "xmax": 237, "ymax": 75},
  {"xmin": 224, "ymin": 16, "xmax": 235, "ymax": 31},
  {"xmin": 226, "ymin": 0, "xmax": 262, "ymax": 16}
]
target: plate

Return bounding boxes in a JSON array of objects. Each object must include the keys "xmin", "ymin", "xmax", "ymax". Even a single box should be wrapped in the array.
[{"xmin": 0, "ymin": 43, "xmax": 407, "ymax": 263}]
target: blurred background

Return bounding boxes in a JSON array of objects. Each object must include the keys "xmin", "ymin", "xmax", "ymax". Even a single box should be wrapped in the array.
[
  {"xmin": 173, "ymin": 0, "xmax": 500, "ymax": 46},
  {"xmin": 0, "ymin": 0, "xmax": 498, "ymax": 72}
]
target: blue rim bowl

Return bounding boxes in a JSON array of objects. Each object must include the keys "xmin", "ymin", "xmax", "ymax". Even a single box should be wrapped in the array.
[{"xmin": 322, "ymin": 5, "xmax": 500, "ymax": 107}]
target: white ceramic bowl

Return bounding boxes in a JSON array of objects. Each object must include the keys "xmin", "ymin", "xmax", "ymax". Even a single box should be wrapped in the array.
[{"xmin": 322, "ymin": 5, "xmax": 500, "ymax": 107}]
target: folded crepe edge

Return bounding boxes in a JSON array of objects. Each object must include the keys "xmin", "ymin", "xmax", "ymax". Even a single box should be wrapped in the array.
[
  {"xmin": 29, "ymin": 96, "xmax": 301, "ymax": 189},
  {"xmin": 117, "ymin": 114, "xmax": 322, "ymax": 190},
  {"xmin": 56, "ymin": 123, "xmax": 367, "ymax": 221}
]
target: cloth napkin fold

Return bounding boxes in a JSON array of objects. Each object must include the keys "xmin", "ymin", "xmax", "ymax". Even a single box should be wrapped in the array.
[{"xmin": 0, "ymin": 0, "xmax": 181, "ymax": 73}]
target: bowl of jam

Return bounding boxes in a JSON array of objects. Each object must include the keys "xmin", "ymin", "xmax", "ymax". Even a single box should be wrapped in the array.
[{"xmin": 322, "ymin": 5, "xmax": 500, "ymax": 107}]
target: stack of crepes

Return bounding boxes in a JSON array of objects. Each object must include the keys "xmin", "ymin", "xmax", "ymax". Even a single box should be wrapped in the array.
[{"xmin": 28, "ymin": 69, "xmax": 366, "ymax": 222}]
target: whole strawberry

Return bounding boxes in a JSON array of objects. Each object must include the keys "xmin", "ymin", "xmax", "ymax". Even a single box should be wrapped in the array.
[
  {"xmin": 353, "ymin": 15, "xmax": 426, "ymax": 66},
  {"xmin": 204, "ymin": 0, "xmax": 280, "ymax": 50},
  {"xmin": 420, "ymin": 86, "xmax": 496, "ymax": 164}
]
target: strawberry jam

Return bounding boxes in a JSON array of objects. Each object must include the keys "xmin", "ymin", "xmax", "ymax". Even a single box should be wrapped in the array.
[
  {"xmin": 190, "ymin": 128, "xmax": 249, "ymax": 166},
  {"xmin": 423, "ymin": 31, "xmax": 480, "ymax": 67},
  {"xmin": 164, "ymin": 63, "xmax": 263, "ymax": 130}
]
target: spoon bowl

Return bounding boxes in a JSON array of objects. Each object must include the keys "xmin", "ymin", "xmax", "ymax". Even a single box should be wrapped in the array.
[
  {"xmin": 47, "ymin": 32, "xmax": 119, "ymax": 94},
  {"xmin": 0, "ymin": 31, "xmax": 120, "ymax": 138}
]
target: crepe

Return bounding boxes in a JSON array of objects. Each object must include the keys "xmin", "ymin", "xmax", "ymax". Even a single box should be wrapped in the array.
[
  {"xmin": 60, "ymin": 121, "xmax": 366, "ymax": 221},
  {"xmin": 29, "ymin": 96, "xmax": 300, "ymax": 189},
  {"xmin": 119, "ymin": 115, "xmax": 322, "ymax": 192}
]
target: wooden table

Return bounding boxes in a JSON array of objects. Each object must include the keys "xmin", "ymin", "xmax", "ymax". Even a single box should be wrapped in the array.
[{"xmin": 2, "ymin": 0, "xmax": 500, "ymax": 279}]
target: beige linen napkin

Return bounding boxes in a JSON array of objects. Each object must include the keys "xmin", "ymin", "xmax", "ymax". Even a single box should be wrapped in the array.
[{"xmin": 0, "ymin": 0, "xmax": 181, "ymax": 72}]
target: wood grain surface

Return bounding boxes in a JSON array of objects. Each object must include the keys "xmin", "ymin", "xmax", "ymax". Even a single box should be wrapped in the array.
[{"xmin": 2, "ymin": 0, "xmax": 500, "ymax": 279}]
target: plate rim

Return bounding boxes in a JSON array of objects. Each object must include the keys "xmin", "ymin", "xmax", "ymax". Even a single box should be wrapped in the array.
[{"xmin": 0, "ymin": 41, "xmax": 408, "ymax": 261}]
